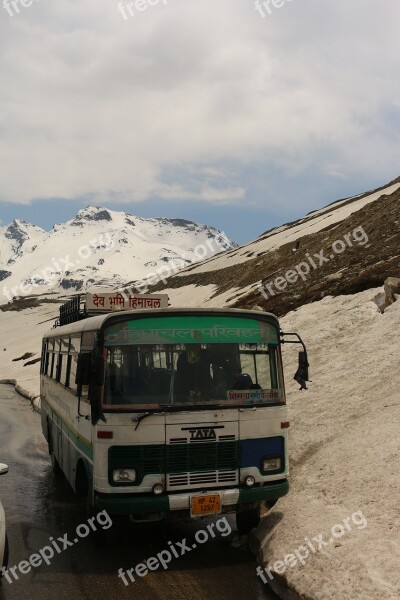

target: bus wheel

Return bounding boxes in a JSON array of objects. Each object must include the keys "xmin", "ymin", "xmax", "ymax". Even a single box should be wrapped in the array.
[
  {"xmin": 236, "ymin": 506, "xmax": 261, "ymax": 535},
  {"xmin": 50, "ymin": 451, "xmax": 63, "ymax": 478},
  {"xmin": 76, "ymin": 463, "xmax": 97, "ymax": 521},
  {"xmin": 75, "ymin": 462, "xmax": 90, "ymax": 509},
  {"xmin": 1, "ymin": 534, "xmax": 9, "ymax": 573},
  {"xmin": 48, "ymin": 434, "xmax": 63, "ymax": 478},
  {"xmin": 265, "ymin": 499, "xmax": 278, "ymax": 512}
]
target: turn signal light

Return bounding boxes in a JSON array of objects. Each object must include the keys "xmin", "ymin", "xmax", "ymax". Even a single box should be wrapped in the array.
[{"xmin": 97, "ymin": 431, "xmax": 113, "ymax": 439}]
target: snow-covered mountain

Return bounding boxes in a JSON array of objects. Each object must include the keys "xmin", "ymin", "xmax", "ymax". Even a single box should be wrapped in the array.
[{"xmin": 0, "ymin": 206, "xmax": 236, "ymax": 303}]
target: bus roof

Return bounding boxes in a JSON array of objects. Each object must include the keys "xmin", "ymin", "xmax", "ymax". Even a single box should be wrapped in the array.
[{"xmin": 43, "ymin": 307, "xmax": 280, "ymax": 339}]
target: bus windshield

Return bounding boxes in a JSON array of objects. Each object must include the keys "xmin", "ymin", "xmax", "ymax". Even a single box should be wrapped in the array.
[{"xmin": 102, "ymin": 342, "xmax": 284, "ymax": 409}]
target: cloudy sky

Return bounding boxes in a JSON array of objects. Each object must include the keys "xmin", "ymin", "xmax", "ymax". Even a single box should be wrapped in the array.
[{"xmin": 0, "ymin": 0, "xmax": 399, "ymax": 243}]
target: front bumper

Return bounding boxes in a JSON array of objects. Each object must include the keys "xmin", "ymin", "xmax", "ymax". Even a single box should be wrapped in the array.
[{"xmin": 94, "ymin": 480, "xmax": 289, "ymax": 516}]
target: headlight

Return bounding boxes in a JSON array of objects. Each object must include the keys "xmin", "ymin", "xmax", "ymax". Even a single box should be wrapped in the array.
[
  {"xmin": 153, "ymin": 483, "xmax": 164, "ymax": 495},
  {"xmin": 113, "ymin": 468, "xmax": 137, "ymax": 483},
  {"xmin": 244, "ymin": 475, "xmax": 255, "ymax": 487},
  {"xmin": 262, "ymin": 457, "xmax": 281, "ymax": 473}
]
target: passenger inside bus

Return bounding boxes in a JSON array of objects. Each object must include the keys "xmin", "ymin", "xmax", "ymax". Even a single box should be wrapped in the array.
[
  {"xmin": 232, "ymin": 373, "xmax": 261, "ymax": 390},
  {"xmin": 175, "ymin": 347, "xmax": 213, "ymax": 400}
]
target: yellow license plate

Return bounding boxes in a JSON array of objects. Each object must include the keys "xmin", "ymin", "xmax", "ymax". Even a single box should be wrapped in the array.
[{"xmin": 191, "ymin": 494, "xmax": 221, "ymax": 517}]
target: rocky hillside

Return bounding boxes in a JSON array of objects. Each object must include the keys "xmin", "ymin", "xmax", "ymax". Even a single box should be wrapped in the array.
[{"xmin": 147, "ymin": 177, "xmax": 400, "ymax": 315}]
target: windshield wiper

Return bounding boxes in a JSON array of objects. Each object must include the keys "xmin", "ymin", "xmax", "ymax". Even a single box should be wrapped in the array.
[{"xmin": 132, "ymin": 412, "xmax": 153, "ymax": 430}]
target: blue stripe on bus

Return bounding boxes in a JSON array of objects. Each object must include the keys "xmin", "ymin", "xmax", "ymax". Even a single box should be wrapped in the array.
[
  {"xmin": 240, "ymin": 437, "xmax": 284, "ymax": 468},
  {"xmin": 42, "ymin": 398, "xmax": 93, "ymax": 460}
]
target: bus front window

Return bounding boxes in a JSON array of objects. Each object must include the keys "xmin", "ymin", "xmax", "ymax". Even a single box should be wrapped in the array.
[{"xmin": 103, "ymin": 343, "xmax": 284, "ymax": 409}]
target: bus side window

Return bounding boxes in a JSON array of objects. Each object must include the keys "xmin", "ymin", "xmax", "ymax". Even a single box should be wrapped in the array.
[
  {"xmin": 66, "ymin": 355, "xmax": 72, "ymax": 388},
  {"xmin": 46, "ymin": 339, "xmax": 55, "ymax": 377},
  {"xmin": 41, "ymin": 342, "xmax": 46, "ymax": 374},
  {"xmin": 68, "ymin": 355, "xmax": 79, "ymax": 394},
  {"xmin": 50, "ymin": 353, "xmax": 55, "ymax": 378},
  {"xmin": 67, "ymin": 335, "xmax": 81, "ymax": 395},
  {"xmin": 45, "ymin": 349, "xmax": 50, "ymax": 375},
  {"xmin": 60, "ymin": 337, "xmax": 70, "ymax": 385},
  {"xmin": 41, "ymin": 341, "xmax": 50, "ymax": 375},
  {"xmin": 70, "ymin": 335, "xmax": 81, "ymax": 354},
  {"xmin": 56, "ymin": 354, "xmax": 62, "ymax": 383}
]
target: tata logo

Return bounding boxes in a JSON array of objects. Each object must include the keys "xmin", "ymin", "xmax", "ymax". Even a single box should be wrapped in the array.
[
  {"xmin": 181, "ymin": 425, "xmax": 224, "ymax": 440},
  {"xmin": 187, "ymin": 428, "xmax": 216, "ymax": 441}
]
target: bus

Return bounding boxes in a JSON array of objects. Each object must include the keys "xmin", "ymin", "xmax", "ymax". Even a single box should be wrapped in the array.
[{"xmin": 40, "ymin": 293, "xmax": 309, "ymax": 533}]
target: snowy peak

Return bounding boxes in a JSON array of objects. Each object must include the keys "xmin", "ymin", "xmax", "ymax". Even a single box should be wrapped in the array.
[
  {"xmin": 71, "ymin": 206, "xmax": 113, "ymax": 226},
  {"xmin": 5, "ymin": 219, "xmax": 44, "ymax": 241},
  {"xmin": 0, "ymin": 207, "xmax": 236, "ymax": 302},
  {"xmin": 1, "ymin": 219, "xmax": 46, "ymax": 266}
]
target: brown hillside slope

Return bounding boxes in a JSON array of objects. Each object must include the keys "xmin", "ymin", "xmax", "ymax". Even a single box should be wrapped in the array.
[{"xmin": 150, "ymin": 183, "xmax": 400, "ymax": 316}]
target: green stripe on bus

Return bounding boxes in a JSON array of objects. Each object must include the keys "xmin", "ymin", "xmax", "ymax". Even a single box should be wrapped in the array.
[
  {"xmin": 94, "ymin": 480, "xmax": 289, "ymax": 516},
  {"xmin": 238, "ymin": 480, "xmax": 289, "ymax": 503},
  {"xmin": 95, "ymin": 493, "xmax": 169, "ymax": 515},
  {"xmin": 42, "ymin": 398, "xmax": 93, "ymax": 460}
]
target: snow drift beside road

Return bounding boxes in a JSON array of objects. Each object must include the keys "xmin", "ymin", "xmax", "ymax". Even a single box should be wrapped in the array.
[
  {"xmin": 0, "ymin": 302, "xmax": 62, "ymax": 398},
  {"xmin": 255, "ymin": 288, "xmax": 400, "ymax": 600}
]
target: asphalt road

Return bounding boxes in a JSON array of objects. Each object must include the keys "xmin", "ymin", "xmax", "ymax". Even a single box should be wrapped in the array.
[{"xmin": 0, "ymin": 384, "xmax": 277, "ymax": 600}]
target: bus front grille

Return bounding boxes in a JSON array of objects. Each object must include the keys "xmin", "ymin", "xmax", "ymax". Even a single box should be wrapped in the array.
[
  {"xmin": 166, "ymin": 441, "xmax": 239, "ymax": 490},
  {"xmin": 168, "ymin": 470, "xmax": 238, "ymax": 488},
  {"xmin": 108, "ymin": 441, "xmax": 239, "ymax": 489}
]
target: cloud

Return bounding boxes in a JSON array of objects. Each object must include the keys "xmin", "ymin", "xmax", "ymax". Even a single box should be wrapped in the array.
[{"xmin": 0, "ymin": 0, "xmax": 399, "ymax": 206}]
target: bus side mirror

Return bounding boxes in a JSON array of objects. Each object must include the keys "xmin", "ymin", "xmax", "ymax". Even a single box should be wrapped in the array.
[
  {"xmin": 0, "ymin": 463, "xmax": 9, "ymax": 475},
  {"xmin": 294, "ymin": 351, "xmax": 309, "ymax": 391},
  {"xmin": 89, "ymin": 351, "xmax": 105, "ymax": 425},
  {"xmin": 76, "ymin": 353, "xmax": 91, "ymax": 386},
  {"xmin": 92, "ymin": 353, "xmax": 105, "ymax": 387}
]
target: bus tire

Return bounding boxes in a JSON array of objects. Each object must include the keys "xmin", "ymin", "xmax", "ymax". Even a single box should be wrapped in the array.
[
  {"xmin": 48, "ymin": 431, "xmax": 63, "ymax": 478},
  {"xmin": 75, "ymin": 461, "xmax": 97, "ymax": 519},
  {"xmin": 236, "ymin": 506, "xmax": 261, "ymax": 535},
  {"xmin": 1, "ymin": 534, "xmax": 9, "ymax": 573},
  {"xmin": 75, "ymin": 461, "xmax": 90, "ymax": 503},
  {"xmin": 75, "ymin": 462, "xmax": 118, "ymax": 546},
  {"xmin": 265, "ymin": 499, "xmax": 278, "ymax": 511}
]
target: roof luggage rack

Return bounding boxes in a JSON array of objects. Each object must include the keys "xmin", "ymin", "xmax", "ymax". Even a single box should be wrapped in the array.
[{"xmin": 56, "ymin": 295, "xmax": 87, "ymax": 327}]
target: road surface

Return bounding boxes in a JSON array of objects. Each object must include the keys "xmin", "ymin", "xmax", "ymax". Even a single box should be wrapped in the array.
[{"xmin": 0, "ymin": 384, "xmax": 277, "ymax": 600}]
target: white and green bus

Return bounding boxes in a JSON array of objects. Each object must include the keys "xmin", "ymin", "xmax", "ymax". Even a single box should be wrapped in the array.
[{"xmin": 40, "ymin": 294, "xmax": 308, "ymax": 533}]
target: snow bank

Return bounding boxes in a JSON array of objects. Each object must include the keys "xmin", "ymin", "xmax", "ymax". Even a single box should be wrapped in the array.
[
  {"xmin": 0, "ymin": 379, "xmax": 41, "ymax": 412},
  {"xmin": 163, "ymin": 281, "xmax": 263, "ymax": 308},
  {"xmin": 255, "ymin": 287, "xmax": 400, "ymax": 600},
  {"xmin": 0, "ymin": 302, "xmax": 61, "ymax": 406}
]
